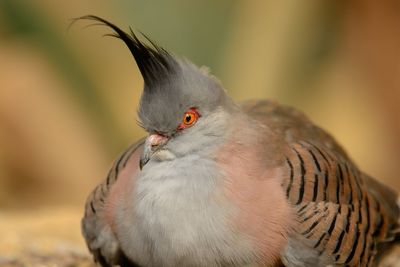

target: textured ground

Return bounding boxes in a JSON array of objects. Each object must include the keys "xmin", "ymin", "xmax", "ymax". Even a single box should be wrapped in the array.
[{"xmin": 0, "ymin": 207, "xmax": 95, "ymax": 267}]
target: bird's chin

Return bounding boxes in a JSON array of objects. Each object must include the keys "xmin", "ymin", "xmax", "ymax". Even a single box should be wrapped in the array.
[{"xmin": 153, "ymin": 149, "xmax": 176, "ymax": 162}]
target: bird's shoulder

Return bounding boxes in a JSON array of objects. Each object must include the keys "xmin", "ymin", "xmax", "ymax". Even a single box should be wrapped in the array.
[{"xmin": 240, "ymin": 99, "xmax": 348, "ymax": 159}]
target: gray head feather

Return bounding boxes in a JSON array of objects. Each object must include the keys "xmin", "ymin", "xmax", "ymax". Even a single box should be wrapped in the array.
[{"xmin": 78, "ymin": 15, "xmax": 233, "ymax": 136}]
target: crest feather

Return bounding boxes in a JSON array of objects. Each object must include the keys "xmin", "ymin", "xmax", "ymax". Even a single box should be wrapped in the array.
[{"xmin": 75, "ymin": 15, "xmax": 176, "ymax": 88}]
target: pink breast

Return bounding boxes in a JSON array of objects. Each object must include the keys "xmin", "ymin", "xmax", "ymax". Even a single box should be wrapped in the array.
[{"xmin": 217, "ymin": 138, "xmax": 294, "ymax": 265}]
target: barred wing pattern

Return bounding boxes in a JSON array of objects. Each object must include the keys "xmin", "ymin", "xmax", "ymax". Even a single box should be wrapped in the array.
[
  {"xmin": 283, "ymin": 141, "xmax": 399, "ymax": 266},
  {"xmin": 82, "ymin": 139, "xmax": 144, "ymax": 267},
  {"xmin": 242, "ymin": 100, "xmax": 399, "ymax": 266}
]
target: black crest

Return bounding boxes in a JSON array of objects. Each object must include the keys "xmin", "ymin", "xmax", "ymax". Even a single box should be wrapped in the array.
[{"xmin": 75, "ymin": 15, "xmax": 177, "ymax": 88}]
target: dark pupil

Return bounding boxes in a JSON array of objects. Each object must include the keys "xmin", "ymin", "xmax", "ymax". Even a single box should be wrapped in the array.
[{"xmin": 185, "ymin": 114, "xmax": 192, "ymax": 123}]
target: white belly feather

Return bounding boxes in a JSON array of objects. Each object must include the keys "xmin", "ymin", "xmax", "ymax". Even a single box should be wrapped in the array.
[{"xmin": 114, "ymin": 154, "xmax": 256, "ymax": 267}]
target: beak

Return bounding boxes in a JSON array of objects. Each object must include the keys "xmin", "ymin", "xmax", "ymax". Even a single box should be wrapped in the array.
[{"xmin": 139, "ymin": 133, "xmax": 169, "ymax": 170}]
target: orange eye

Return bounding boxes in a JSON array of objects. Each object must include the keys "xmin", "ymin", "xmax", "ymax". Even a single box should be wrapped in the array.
[
  {"xmin": 178, "ymin": 108, "xmax": 199, "ymax": 130},
  {"xmin": 183, "ymin": 111, "xmax": 197, "ymax": 126}
]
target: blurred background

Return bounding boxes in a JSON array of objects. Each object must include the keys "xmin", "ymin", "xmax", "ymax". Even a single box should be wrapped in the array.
[{"xmin": 1, "ymin": 0, "xmax": 399, "ymax": 265}]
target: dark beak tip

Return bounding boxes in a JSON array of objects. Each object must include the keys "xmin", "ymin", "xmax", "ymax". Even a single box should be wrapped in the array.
[
  {"xmin": 139, "ymin": 156, "xmax": 150, "ymax": 171},
  {"xmin": 139, "ymin": 161, "xmax": 144, "ymax": 171}
]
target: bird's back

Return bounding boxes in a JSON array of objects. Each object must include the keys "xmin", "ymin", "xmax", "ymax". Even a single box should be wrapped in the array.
[{"xmin": 242, "ymin": 99, "xmax": 400, "ymax": 266}]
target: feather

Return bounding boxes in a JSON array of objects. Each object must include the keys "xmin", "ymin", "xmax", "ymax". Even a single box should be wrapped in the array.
[{"xmin": 73, "ymin": 15, "xmax": 177, "ymax": 89}]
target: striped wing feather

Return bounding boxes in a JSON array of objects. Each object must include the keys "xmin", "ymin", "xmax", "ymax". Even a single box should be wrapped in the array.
[
  {"xmin": 82, "ymin": 139, "xmax": 144, "ymax": 267},
  {"xmin": 284, "ymin": 142, "xmax": 394, "ymax": 266},
  {"xmin": 243, "ymin": 100, "xmax": 399, "ymax": 266}
]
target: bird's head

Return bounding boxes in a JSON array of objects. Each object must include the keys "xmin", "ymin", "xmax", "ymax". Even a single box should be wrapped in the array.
[{"xmin": 79, "ymin": 16, "xmax": 237, "ymax": 169}]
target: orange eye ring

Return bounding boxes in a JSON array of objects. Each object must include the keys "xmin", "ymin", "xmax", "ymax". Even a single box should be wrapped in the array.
[
  {"xmin": 183, "ymin": 112, "xmax": 196, "ymax": 125},
  {"xmin": 178, "ymin": 108, "xmax": 199, "ymax": 130}
]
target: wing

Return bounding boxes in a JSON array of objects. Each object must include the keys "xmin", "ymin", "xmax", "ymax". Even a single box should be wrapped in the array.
[
  {"xmin": 242, "ymin": 100, "xmax": 399, "ymax": 266},
  {"xmin": 81, "ymin": 139, "xmax": 144, "ymax": 267},
  {"xmin": 283, "ymin": 142, "xmax": 399, "ymax": 266}
]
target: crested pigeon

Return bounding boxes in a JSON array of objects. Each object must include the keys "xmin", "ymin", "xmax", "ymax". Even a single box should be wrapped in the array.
[{"xmin": 79, "ymin": 16, "xmax": 400, "ymax": 267}]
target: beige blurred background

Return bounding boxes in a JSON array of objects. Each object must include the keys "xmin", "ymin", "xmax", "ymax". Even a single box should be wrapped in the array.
[{"xmin": 1, "ymin": 0, "xmax": 399, "ymax": 265}]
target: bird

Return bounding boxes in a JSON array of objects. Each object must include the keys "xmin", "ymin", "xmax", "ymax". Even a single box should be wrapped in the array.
[{"xmin": 78, "ymin": 15, "xmax": 400, "ymax": 267}]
